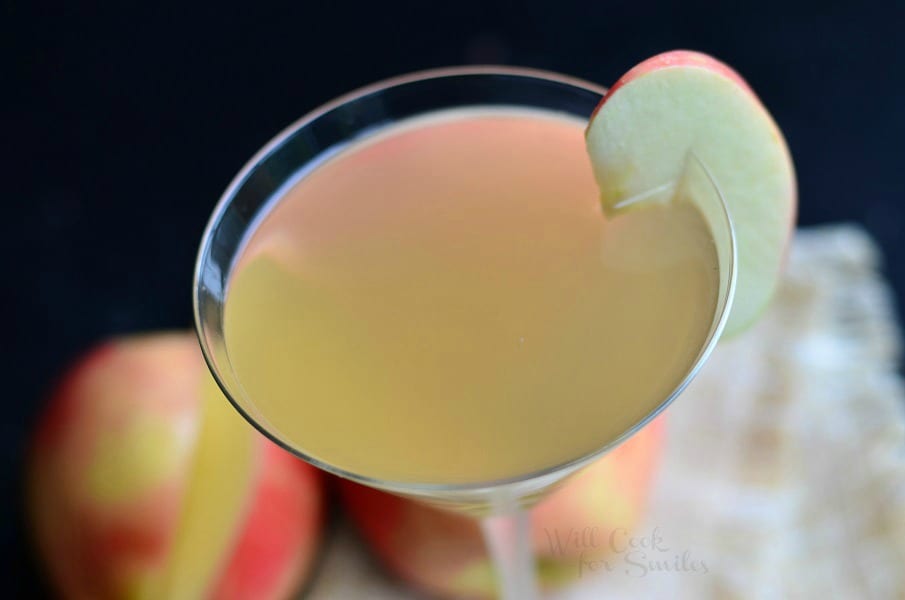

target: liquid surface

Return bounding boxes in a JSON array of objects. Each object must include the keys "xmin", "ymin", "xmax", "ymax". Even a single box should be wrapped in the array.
[{"xmin": 224, "ymin": 109, "xmax": 720, "ymax": 484}]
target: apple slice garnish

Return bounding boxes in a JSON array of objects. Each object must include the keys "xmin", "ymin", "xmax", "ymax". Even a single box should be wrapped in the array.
[{"xmin": 586, "ymin": 50, "xmax": 797, "ymax": 336}]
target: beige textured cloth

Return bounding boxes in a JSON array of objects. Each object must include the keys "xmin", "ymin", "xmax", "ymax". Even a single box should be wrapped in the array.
[{"xmin": 308, "ymin": 225, "xmax": 905, "ymax": 599}]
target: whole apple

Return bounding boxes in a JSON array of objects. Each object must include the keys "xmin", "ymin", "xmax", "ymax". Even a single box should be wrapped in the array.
[
  {"xmin": 27, "ymin": 332, "xmax": 326, "ymax": 600},
  {"xmin": 339, "ymin": 415, "xmax": 665, "ymax": 599}
]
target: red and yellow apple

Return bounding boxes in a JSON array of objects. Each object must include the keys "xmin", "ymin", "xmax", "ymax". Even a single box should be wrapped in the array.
[
  {"xmin": 27, "ymin": 332, "xmax": 326, "ymax": 600},
  {"xmin": 339, "ymin": 416, "xmax": 665, "ymax": 599},
  {"xmin": 586, "ymin": 50, "xmax": 797, "ymax": 336}
]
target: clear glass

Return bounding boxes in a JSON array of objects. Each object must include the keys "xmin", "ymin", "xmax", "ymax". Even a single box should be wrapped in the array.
[{"xmin": 193, "ymin": 66, "xmax": 737, "ymax": 599}]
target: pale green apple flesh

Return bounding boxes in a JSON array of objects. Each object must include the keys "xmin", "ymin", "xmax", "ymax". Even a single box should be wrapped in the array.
[{"xmin": 586, "ymin": 51, "xmax": 797, "ymax": 336}]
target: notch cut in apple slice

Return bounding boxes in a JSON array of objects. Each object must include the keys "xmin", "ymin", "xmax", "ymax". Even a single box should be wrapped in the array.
[{"xmin": 586, "ymin": 50, "xmax": 797, "ymax": 337}]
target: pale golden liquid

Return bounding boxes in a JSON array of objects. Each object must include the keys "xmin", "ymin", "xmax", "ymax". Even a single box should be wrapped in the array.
[{"xmin": 224, "ymin": 109, "xmax": 719, "ymax": 484}]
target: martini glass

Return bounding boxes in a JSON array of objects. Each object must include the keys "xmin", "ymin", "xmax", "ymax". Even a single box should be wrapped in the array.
[{"xmin": 194, "ymin": 67, "xmax": 736, "ymax": 599}]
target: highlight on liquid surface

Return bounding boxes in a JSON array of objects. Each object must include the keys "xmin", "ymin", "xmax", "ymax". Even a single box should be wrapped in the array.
[{"xmin": 223, "ymin": 108, "xmax": 721, "ymax": 484}]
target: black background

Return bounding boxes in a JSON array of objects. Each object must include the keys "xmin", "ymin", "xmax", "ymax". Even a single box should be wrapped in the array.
[{"xmin": 6, "ymin": 2, "xmax": 905, "ymax": 596}]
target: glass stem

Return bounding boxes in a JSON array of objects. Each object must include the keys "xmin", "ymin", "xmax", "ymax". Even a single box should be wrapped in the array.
[{"xmin": 480, "ymin": 508, "xmax": 541, "ymax": 600}]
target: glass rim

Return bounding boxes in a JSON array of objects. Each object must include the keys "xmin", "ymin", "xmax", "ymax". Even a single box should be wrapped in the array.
[{"xmin": 193, "ymin": 65, "xmax": 737, "ymax": 499}]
